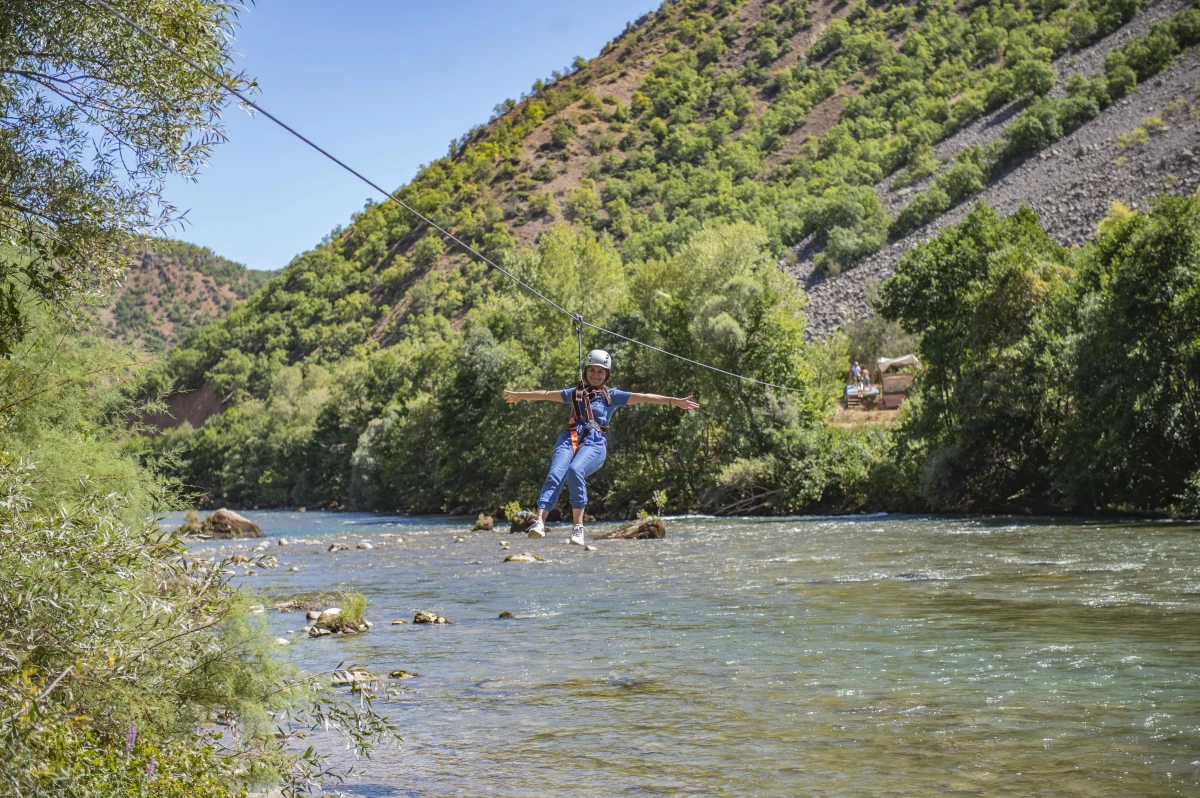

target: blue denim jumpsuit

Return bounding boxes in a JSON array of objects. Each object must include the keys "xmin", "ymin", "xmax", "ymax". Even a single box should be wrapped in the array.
[{"xmin": 536, "ymin": 387, "xmax": 631, "ymax": 510}]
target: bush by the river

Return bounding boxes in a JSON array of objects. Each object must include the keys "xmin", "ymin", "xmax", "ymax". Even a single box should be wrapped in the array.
[{"xmin": 877, "ymin": 195, "xmax": 1200, "ymax": 515}]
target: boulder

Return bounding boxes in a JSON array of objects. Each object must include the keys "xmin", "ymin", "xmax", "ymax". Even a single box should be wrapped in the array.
[
  {"xmin": 498, "ymin": 611, "xmax": 514, "ymax": 619},
  {"xmin": 328, "ymin": 543, "xmax": 350, "ymax": 552},
  {"xmin": 472, "ymin": 514, "xmax": 495, "ymax": 531},
  {"xmin": 508, "ymin": 510, "xmax": 538, "ymax": 534},
  {"xmin": 391, "ymin": 618, "xmax": 408, "ymax": 625},
  {"xmin": 504, "ymin": 552, "xmax": 545, "ymax": 563},
  {"xmin": 357, "ymin": 541, "xmax": 374, "ymax": 550},
  {"xmin": 413, "ymin": 610, "xmax": 450, "ymax": 625},
  {"xmin": 278, "ymin": 537, "xmax": 291, "ymax": 546},
  {"xmin": 179, "ymin": 508, "xmax": 264, "ymax": 539},
  {"xmin": 389, "ymin": 669, "xmax": 420, "ymax": 679},
  {"xmin": 597, "ymin": 517, "xmax": 666, "ymax": 540},
  {"xmin": 331, "ymin": 668, "xmax": 374, "ymax": 686},
  {"xmin": 229, "ymin": 554, "xmax": 252, "ymax": 565}
]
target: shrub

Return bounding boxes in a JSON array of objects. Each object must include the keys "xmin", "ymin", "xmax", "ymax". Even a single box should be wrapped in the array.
[
  {"xmin": 1001, "ymin": 101, "xmax": 1063, "ymax": 163},
  {"xmin": 550, "ymin": 118, "xmax": 575, "ymax": 148},
  {"xmin": 412, "ymin": 231, "xmax": 446, "ymax": 267},
  {"xmin": 530, "ymin": 191, "xmax": 558, "ymax": 217},
  {"xmin": 378, "ymin": 258, "xmax": 412, "ymax": 291}
]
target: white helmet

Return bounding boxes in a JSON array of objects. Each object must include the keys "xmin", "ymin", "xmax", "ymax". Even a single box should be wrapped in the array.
[{"xmin": 584, "ymin": 349, "xmax": 612, "ymax": 372}]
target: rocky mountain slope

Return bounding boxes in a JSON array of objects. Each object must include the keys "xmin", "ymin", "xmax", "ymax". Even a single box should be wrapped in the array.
[
  {"xmin": 801, "ymin": 0, "xmax": 1200, "ymax": 338},
  {"xmin": 103, "ymin": 240, "xmax": 272, "ymax": 350}
]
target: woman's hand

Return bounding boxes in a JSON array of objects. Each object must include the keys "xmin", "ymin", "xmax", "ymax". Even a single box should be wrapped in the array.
[
  {"xmin": 503, "ymin": 390, "xmax": 521, "ymax": 405},
  {"xmin": 673, "ymin": 395, "xmax": 699, "ymax": 411}
]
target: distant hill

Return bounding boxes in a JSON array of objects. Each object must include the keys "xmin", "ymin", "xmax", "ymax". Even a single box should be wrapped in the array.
[{"xmin": 104, "ymin": 240, "xmax": 273, "ymax": 350}]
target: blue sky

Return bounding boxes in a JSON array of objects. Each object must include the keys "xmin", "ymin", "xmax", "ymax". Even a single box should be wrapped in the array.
[{"xmin": 164, "ymin": 0, "xmax": 657, "ymax": 271}]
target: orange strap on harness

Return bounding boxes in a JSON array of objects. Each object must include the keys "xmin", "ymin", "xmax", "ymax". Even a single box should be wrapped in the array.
[{"xmin": 568, "ymin": 383, "xmax": 609, "ymax": 453}]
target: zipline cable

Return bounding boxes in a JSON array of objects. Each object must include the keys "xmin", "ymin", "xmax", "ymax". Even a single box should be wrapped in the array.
[{"xmin": 89, "ymin": 0, "xmax": 835, "ymax": 396}]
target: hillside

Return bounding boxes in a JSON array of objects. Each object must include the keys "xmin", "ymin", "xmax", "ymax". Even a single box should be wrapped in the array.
[
  {"xmin": 149, "ymin": 0, "xmax": 1200, "ymax": 514},
  {"xmin": 103, "ymin": 240, "xmax": 273, "ymax": 350},
  {"xmin": 802, "ymin": 0, "xmax": 1200, "ymax": 336},
  {"xmin": 164, "ymin": 0, "xmax": 1198, "ymax": 364}
]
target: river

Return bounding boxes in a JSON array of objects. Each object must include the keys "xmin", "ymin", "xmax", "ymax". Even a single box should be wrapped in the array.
[{"xmin": 176, "ymin": 511, "xmax": 1200, "ymax": 797}]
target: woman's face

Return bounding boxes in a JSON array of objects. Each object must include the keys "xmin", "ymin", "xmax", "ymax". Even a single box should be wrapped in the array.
[{"xmin": 585, "ymin": 365, "xmax": 608, "ymax": 387}]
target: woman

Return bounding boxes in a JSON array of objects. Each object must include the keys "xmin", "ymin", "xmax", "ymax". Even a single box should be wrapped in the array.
[{"xmin": 504, "ymin": 349, "xmax": 699, "ymax": 546}]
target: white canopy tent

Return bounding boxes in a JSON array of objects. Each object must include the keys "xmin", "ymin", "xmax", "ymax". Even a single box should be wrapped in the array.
[{"xmin": 876, "ymin": 354, "xmax": 922, "ymax": 374}]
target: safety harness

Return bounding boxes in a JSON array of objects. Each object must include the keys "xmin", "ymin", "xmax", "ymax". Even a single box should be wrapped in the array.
[
  {"xmin": 568, "ymin": 313, "xmax": 612, "ymax": 452},
  {"xmin": 568, "ymin": 382, "xmax": 611, "ymax": 453}
]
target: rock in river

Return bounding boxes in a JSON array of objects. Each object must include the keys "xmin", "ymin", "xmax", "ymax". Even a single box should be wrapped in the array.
[
  {"xmin": 413, "ymin": 610, "xmax": 451, "ymax": 625},
  {"xmin": 328, "ymin": 543, "xmax": 350, "ymax": 552},
  {"xmin": 178, "ymin": 508, "xmax": 264, "ymax": 539},
  {"xmin": 389, "ymin": 669, "xmax": 420, "ymax": 679},
  {"xmin": 508, "ymin": 510, "xmax": 538, "ymax": 534},
  {"xmin": 597, "ymin": 517, "xmax": 666, "ymax": 539},
  {"xmin": 504, "ymin": 552, "xmax": 545, "ymax": 563}
]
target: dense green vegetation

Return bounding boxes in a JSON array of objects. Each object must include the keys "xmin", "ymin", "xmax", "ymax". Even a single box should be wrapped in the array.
[
  {"xmin": 151, "ymin": 193, "xmax": 1200, "ymax": 520},
  {"xmin": 892, "ymin": 5, "xmax": 1200, "ymax": 236},
  {"xmin": 689, "ymin": 196, "xmax": 1200, "ymax": 518},
  {"xmin": 1, "ymin": 3, "xmax": 396, "ymax": 795},
  {"xmin": 150, "ymin": 223, "xmax": 842, "ymax": 515},
  {"xmin": 150, "ymin": 0, "xmax": 1200, "ymax": 518},
  {"xmin": 879, "ymin": 196, "xmax": 1200, "ymax": 515}
]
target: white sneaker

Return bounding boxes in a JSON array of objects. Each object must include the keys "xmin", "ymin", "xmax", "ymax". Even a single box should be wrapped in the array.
[
  {"xmin": 569, "ymin": 525, "xmax": 585, "ymax": 546},
  {"xmin": 526, "ymin": 518, "xmax": 546, "ymax": 538}
]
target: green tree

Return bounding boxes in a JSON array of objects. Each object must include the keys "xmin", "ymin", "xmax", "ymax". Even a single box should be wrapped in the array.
[
  {"xmin": 0, "ymin": 0, "xmax": 251, "ymax": 354},
  {"xmin": 878, "ymin": 204, "xmax": 1070, "ymax": 510},
  {"xmin": 1012, "ymin": 59, "xmax": 1057, "ymax": 96},
  {"xmin": 550, "ymin": 118, "xmax": 576, "ymax": 147},
  {"xmin": 1059, "ymin": 195, "xmax": 1200, "ymax": 511}
]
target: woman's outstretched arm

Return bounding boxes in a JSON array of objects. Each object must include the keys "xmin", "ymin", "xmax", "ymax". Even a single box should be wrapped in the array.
[
  {"xmin": 627, "ymin": 393, "xmax": 699, "ymax": 411},
  {"xmin": 504, "ymin": 389, "xmax": 564, "ymax": 405}
]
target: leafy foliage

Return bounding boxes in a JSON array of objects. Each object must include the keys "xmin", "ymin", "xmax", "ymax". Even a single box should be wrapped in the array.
[
  {"xmin": 0, "ymin": 0, "xmax": 251, "ymax": 355},
  {"xmin": 878, "ymin": 196, "xmax": 1200, "ymax": 515},
  {"xmin": 152, "ymin": 223, "xmax": 841, "ymax": 516}
]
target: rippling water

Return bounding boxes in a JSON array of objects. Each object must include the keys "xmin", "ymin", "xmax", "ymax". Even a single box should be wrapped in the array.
[{"xmin": 177, "ymin": 511, "xmax": 1200, "ymax": 797}]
